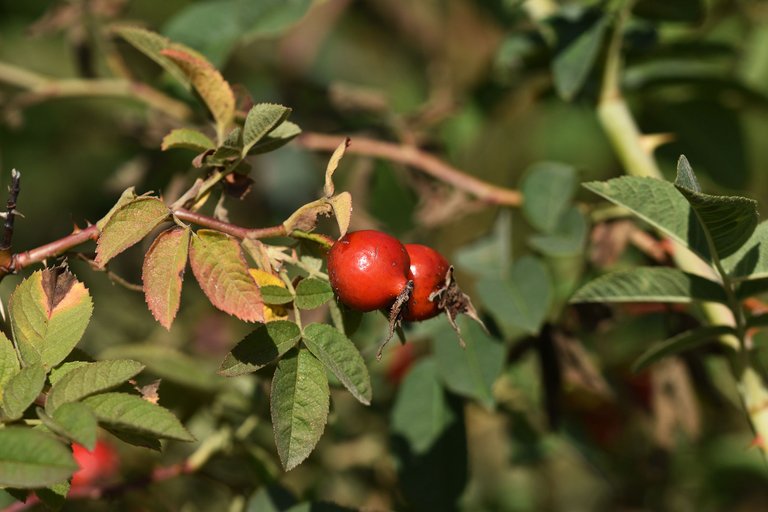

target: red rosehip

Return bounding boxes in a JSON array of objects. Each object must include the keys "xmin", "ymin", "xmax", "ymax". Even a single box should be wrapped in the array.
[
  {"xmin": 402, "ymin": 244, "xmax": 450, "ymax": 322},
  {"xmin": 327, "ymin": 230, "xmax": 411, "ymax": 312},
  {"xmin": 71, "ymin": 440, "xmax": 120, "ymax": 488}
]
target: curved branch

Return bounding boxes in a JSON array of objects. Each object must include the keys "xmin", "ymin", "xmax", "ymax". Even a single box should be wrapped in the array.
[
  {"xmin": 296, "ymin": 132, "xmax": 523, "ymax": 207},
  {"xmin": 0, "ymin": 61, "xmax": 193, "ymax": 121}
]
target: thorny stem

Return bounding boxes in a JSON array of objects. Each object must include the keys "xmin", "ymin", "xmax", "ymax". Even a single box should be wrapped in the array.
[
  {"xmin": 0, "ymin": 208, "xmax": 325, "ymax": 282},
  {"xmin": 596, "ymin": 0, "xmax": 765, "ymax": 460}
]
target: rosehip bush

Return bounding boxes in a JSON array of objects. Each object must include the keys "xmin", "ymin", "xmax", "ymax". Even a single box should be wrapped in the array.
[{"xmin": 3, "ymin": 1, "xmax": 768, "ymax": 511}]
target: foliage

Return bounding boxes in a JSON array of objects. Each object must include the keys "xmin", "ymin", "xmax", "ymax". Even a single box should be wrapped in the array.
[{"xmin": 3, "ymin": 0, "xmax": 768, "ymax": 511}]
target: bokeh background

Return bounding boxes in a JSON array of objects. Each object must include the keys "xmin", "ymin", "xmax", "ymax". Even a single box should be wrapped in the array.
[{"xmin": 3, "ymin": 1, "xmax": 768, "ymax": 511}]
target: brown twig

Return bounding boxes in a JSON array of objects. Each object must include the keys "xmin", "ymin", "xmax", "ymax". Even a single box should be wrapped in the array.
[
  {"xmin": 1, "ymin": 169, "xmax": 21, "ymax": 252},
  {"xmin": 296, "ymin": 132, "xmax": 523, "ymax": 207},
  {"xmin": 0, "ymin": 206, "xmax": 335, "ymax": 282}
]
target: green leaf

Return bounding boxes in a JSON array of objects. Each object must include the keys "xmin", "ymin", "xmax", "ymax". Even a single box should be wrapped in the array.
[
  {"xmin": 552, "ymin": 13, "xmax": 609, "ymax": 101},
  {"xmin": 454, "ymin": 211, "xmax": 511, "ymax": 279},
  {"xmin": 100, "ymin": 345, "xmax": 221, "ymax": 391},
  {"xmin": 9, "ymin": 269, "xmax": 93, "ymax": 368},
  {"xmin": 247, "ymin": 121, "xmax": 301, "ymax": 154},
  {"xmin": 38, "ymin": 402, "xmax": 98, "ymax": 450},
  {"xmin": 271, "ymin": 349, "xmax": 329, "ymax": 471},
  {"xmin": 723, "ymin": 221, "xmax": 768, "ymax": 279},
  {"xmin": 0, "ymin": 428, "xmax": 77, "ymax": 488},
  {"xmin": 391, "ymin": 358, "xmax": 454, "ymax": 454},
  {"xmin": 633, "ymin": 325, "xmax": 736, "ymax": 372},
  {"xmin": 584, "ymin": 176, "xmax": 711, "ymax": 262},
  {"xmin": 529, "ymin": 206, "xmax": 587, "ymax": 257},
  {"xmin": 162, "ymin": 0, "xmax": 312, "ymax": 67},
  {"xmin": 433, "ymin": 317, "xmax": 504, "ymax": 409},
  {"xmin": 161, "ymin": 47, "xmax": 235, "ymax": 140},
  {"xmin": 111, "ymin": 25, "xmax": 192, "ymax": 88},
  {"xmin": 95, "ymin": 197, "xmax": 170, "ymax": 267},
  {"xmin": 674, "ymin": 155, "xmax": 758, "ymax": 259},
  {"xmin": 209, "ymin": 126, "xmax": 243, "ymax": 163},
  {"xmin": 294, "ymin": 279, "xmax": 334, "ymax": 310},
  {"xmin": 82, "ymin": 392, "xmax": 194, "ymax": 442},
  {"xmin": 0, "ymin": 332, "xmax": 19, "ymax": 401},
  {"xmin": 96, "ymin": 186, "xmax": 137, "ymax": 231},
  {"xmin": 161, "ymin": 128, "xmax": 215, "ymax": 152},
  {"xmin": 189, "ymin": 230, "xmax": 264, "ymax": 322},
  {"xmin": 46, "ymin": 359, "xmax": 145, "ymax": 413},
  {"xmin": 48, "ymin": 361, "xmax": 89, "ymax": 386},
  {"xmin": 243, "ymin": 103, "xmax": 292, "ymax": 156},
  {"xmin": 260, "ymin": 285, "xmax": 294, "ymax": 305},
  {"xmin": 302, "ymin": 323, "xmax": 372, "ymax": 405},
  {"xmin": 2, "ymin": 364, "xmax": 46, "ymax": 420},
  {"xmin": 570, "ymin": 267, "xmax": 728, "ymax": 304},
  {"xmin": 476, "ymin": 256, "xmax": 552, "ymax": 336},
  {"xmin": 142, "ymin": 227, "xmax": 191, "ymax": 330},
  {"xmin": 520, "ymin": 161, "xmax": 577, "ymax": 233},
  {"xmin": 218, "ymin": 321, "xmax": 301, "ymax": 377}
]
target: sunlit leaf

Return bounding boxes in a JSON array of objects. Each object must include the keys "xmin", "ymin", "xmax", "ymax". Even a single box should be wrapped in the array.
[
  {"xmin": 95, "ymin": 197, "xmax": 170, "ymax": 267},
  {"xmin": 37, "ymin": 402, "xmax": 98, "ymax": 450},
  {"xmin": 294, "ymin": 279, "xmax": 333, "ymax": 310},
  {"xmin": 570, "ymin": 267, "xmax": 727, "ymax": 303},
  {"xmin": 142, "ymin": 227, "xmax": 190, "ymax": 330},
  {"xmin": 674, "ymin": 155, "xmax": 758, "ymax": 260},
  {"xmin": 9, "ymin": 269, "xmax": 93, "ymax": 368},
  {"xmin": 329, "ymin": 192, "xmax": 352, "ymax": 238},
  {"xmin": 46, "ymin": 359, "xmax": 145, "ymax": 413},
  {"xmin": 0, "ymin": 332, "xmax": 19, "ymax": 401},
  {"xmin": 243, "ymin": 104, "xmax": 292, "ymax": 156},
  {"xmin": 271, "ymin": 349, "xmax": 329, "ymax": 471},
  {"xmin": 161, "ymin": 48, "xmax": 236, "ymax": 140},
  {"xmin": 111, "ymin": 25, "xmax": 192, "ymax": 88},
  {"xmin": 189, "ymin": 230, "xmax": 264, "ymax": 322},
  {"xmin": 1, "ymin": 364, "xmax": 45, "ymax": 420},
  {"xmin": 302, "ymin": 323, "xmax": 371, "ymax": 405},
  {"xmin": 82, "ymin": 392, "xmax": 194, "ymax": 442},
  {"xmin": 0, "ymin": 428, "xmax": 77, "ymax": 488},
  {"xmin": 161, "ymin": 128, "xmax": 215, "ymax": 152},
  {"xmin": 219, "ymin": 321, "xmax": 301, "ymax": 377}
]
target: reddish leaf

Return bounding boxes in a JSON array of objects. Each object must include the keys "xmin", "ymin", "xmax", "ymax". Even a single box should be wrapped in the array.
[
  {"xmin": 95, "ymin": 197, "xmax": 170, "ymax": 268},
  {"xmin": 142, "ymin": 228, "xmax": 191, "ymax": 329},
  {"xmin": 189, "ymin": 230, "xmax": 264, "ymax": 322},
  {"xmin": 160, "ymin": 48, "xmax": 235, "ymax": 140}
]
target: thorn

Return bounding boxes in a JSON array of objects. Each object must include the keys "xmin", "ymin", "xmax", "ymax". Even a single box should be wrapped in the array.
[{"xmin": 639, "ymin": 133, "xmax": 675, "ymax": 154}]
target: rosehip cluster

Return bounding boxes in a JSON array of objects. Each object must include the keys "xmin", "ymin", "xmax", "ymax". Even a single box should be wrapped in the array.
[{"xmin": 327, "ymin": 230, "xmax": 479, "ymax": 356}]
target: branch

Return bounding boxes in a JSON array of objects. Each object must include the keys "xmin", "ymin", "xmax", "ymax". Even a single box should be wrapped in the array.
[
  {"xmin": 0, "ymin": 61, "xmax": 193, "ymax": 121},
  {"xmin": 1, "ymin": 206, "xmax": 335, "ymax": 282},
  {"xmin": 296, "ymin": 132, "xmax": 523, "ymax": 207}
]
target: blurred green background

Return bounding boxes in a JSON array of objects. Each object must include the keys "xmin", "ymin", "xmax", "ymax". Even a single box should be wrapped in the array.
[{"xmin": 3, "ymin": 0, "xmax": 768, "ymax": 511}]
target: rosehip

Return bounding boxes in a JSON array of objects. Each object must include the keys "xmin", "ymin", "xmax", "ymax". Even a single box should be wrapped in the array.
[
  {"xmin": 402, "ymin": 244, "xmax": 450, "ymax": 322},
  {"xmin": 71, "ymin": 440, "xmax": 120, "ymax": 488},
  {"xmin": 327, "ymin": 230, "xmax": 411, "ymax": 312}
]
